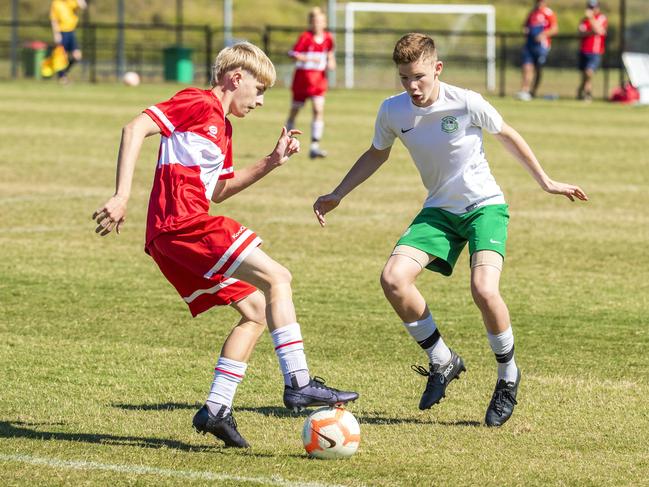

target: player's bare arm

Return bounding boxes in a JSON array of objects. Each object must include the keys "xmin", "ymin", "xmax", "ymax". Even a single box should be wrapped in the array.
[
  {"xmin": 327, "ymin": 51, "xmax": 336, "ymax": 71},
  {"xmin": 537, "ymin": 22, "xmax": 558, "ymax": 42},
  {"xmin": 289, "ymin": 52, "xmax": 308, "ymax": 63},
  {"xmin": 495, "ymin": 123, "xmax": 588, "ymax": 202},
  {"xmin": 212, "ymin": 127, "xmax": 301, "ymax": 204},
  {"xmin": 313, "ymin": 145, "xmax": 391, "ymax": 226},
  {"xmin": 92, "ymin": 113, "xmax": 160, "ymax": 236},
  {"xmin": 586, "ymin": 13, "xmax": 606, "ymax": 35},
  {"xmin": 50, "ymin": 19, "xmax": 62, "ymax": 44}
]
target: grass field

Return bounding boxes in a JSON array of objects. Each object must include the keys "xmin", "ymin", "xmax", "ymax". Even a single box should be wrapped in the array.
[{"xmin": 1, "ymin": 80, "xmax": 648, "ymax": 486}]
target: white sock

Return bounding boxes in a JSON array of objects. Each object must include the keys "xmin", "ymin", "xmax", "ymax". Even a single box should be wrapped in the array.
[
  {"xmin": 487, "ymin": 326, "xmax": 518, "ymax": 383},
  {"xmin": 403, "ymin": 314, "xmax": 452, "ymax": 365},
  {"xmin": 206, "ymin": 356, "xmax": 247, "ymax": 417},
  {"xmin": 271, "ymin": 323, "xmax": 310, "ymax": 388},
  {"xmin": 311, "ymin": 120, "xmax": 324, "ymax": 141}
]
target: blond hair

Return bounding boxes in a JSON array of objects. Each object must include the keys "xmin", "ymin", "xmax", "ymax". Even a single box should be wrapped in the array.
[
  {"xmin": 211, "ymin": 42, "xmax": 276, "ymax": 88},
  {"xmin": 308, "ymin": 6, "xmax": 326, "ymax": 23},
  {"xmin": 392, "ymin": 33, "xmax": 437, "ymax": 65}
]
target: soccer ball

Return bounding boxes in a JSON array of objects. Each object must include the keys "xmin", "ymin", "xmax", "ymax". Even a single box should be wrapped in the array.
[
  {"xmin": 122, "ymin": 71, "xmax": 140, "ymax": 87},
  {"xmin": 302, "ymin": 407, "xmax": 360, "ymax": 459}
]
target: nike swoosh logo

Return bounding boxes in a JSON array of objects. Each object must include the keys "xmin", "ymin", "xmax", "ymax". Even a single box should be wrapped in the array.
[
  {"xmin": 401, "ymin": 127, "xmax": 414, "ymax": 133},
  {"xmin": 314, "ymin": 429, "xmax": 337, "ymax": 448},
  {"xmin": 489, "ymin": 238, "xmax": 502, "ymax": 244}
]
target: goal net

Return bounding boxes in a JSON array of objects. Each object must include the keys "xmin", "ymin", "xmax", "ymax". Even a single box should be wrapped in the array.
[
  {"xmin": 625, "ymin": 0, "xmax": 649, "ymax": 54},
  {"xmin": 339, "ymin": 2, "xmax": 496, "ymax": 92}
]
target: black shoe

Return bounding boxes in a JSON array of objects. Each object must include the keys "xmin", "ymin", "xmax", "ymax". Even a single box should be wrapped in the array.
[
  {"xmin": 485, "ymin": 369, "xmax": 521, "ymax": 427},
  {"xmin": 412, "ymin": 350, "xmax": 466, "ymax": 410},
  {"xmin": 283, "ymin": 376, "xmax": 359, "ymax": 412},
  {"xmin": 192, "ymin": 405, "xmax": 250, "ymax": 448},
  {"xmin": 309, "ymin": 148, "xmax": 327, "ymax": 159}
]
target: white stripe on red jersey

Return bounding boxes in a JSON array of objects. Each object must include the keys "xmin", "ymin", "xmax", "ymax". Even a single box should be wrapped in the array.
[
  {"xmin": 143, "ymin": 88, "xmax": 235, "ymax": 246},
  {"xmin": 293, "ymin": 51, "xmax": 329, "ymax": 71},
  {"xmin": 290, "ymin": 30, "xmax": 334, "ymax": 72},
  {"xmin": 183, "ymin": 277, "xmax": 239, "ymax": 304},
  {"xmin": 147, "ymin": 105, "xmax": 175, "ymax": 133},
  {"xmin": 157, "ymin": 131, "xmax": 225, "ymax": 200}
]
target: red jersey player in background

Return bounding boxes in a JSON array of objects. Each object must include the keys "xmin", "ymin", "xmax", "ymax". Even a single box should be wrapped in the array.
[
  {"xmin": 517, "ymin": 0, "xmax": 558, "ymax": 101},
  {"xmin": 577, "ymin": 0, "xmax": 607, "ymax": 101},
  {"xmin": 285, "ymin": 7, "xmax": 335, "ymax": 159},
  {"xmin": 92, "ymin": 42, "xmax": 357, "ymax": 449}
]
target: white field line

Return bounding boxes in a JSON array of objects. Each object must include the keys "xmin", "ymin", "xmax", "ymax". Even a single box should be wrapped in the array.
[
  {"xmin": 1, "ymin": 225, "xmax": 84, "ymax": 234},
  {"xmin": 0, "ymin": 453, "xmax": 357, "ymax": 487},
  {"xmin": 1, "ymin": 224, "xmax": 146, "ymax": 234},
  {"xmin": 0, "ymin": 190, "xmax": 108, "ymax": 204}
]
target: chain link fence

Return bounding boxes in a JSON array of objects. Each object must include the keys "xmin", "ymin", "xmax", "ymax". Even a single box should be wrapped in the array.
[{"xmin": 1, "ymin": 20, "xmax": 623, "ymax": 99}]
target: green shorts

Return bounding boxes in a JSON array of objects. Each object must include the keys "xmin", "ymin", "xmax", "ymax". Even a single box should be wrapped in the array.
[{"xmin": 395, "ymin": 204, "xmax": 509, "ymax": 276}]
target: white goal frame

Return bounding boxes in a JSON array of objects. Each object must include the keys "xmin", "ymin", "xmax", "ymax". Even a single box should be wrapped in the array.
[{"xmin": 343, "ymin": 2, "xmax": 496, "ymax": 91}]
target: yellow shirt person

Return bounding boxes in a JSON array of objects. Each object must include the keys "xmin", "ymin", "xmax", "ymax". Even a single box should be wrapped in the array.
[
  {"xmin": 49, "ymin": 0, "xmax": 86, "ymax": 81},
  {"xmin": 50, "ymin": 0, "xmax": 82, "ymax": 33}
]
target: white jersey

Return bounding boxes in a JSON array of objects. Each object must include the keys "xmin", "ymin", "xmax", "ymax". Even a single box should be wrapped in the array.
[{"xmin": 372, "ymin": 82, "xmax": 505, "ymax": 214}]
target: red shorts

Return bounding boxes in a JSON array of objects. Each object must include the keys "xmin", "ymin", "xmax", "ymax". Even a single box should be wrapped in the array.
[
  {"xmin": 147, "ymin": 215, "xmax": 261, "ymax": 317},
  {"xmin": 292, "ymin": 69, "xmax": 328, "ymax": 103}
]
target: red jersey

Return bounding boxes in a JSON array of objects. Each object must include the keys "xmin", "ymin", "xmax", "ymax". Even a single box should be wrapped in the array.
[
  {"xmin": 579, "ymin": 13, "xmax": 608, "ymax": 55},
  {"xmin": 143, "ymin": 88, "xmax": 235, "ymax": 249},
  {"xmin": 290, "ymin": 30, "xmax": 334, "ymax": 101},
  {"xmin": 524, "ymin": 6, "xmax": 557, "ymax": 48}
]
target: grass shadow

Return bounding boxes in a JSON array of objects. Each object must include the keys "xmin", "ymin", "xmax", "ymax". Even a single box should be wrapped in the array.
[
  {"xmin": 112, "ymin": 403, "xmax": 301, "ymax": 419},
  {"xmin": 111, "ymin": 403, "xmax": 480, "ymax": 427},
  {"xmin": 240, "ymin": 407, "xmax": 473, "ymax": 426},
  {"xmin": 434, "ymin": 419, "xmax": 482, "ymax": 427},
  {"xmin": 237, "ymin": 406, "xmax": 305, "ymax": 418},
  {"xmin": 0, "ymin": 420, "xmax": 273, "ymax": 457},
  {"xmin": 111, "ymin": 402, "xmax": 201, "ymax": 411}
]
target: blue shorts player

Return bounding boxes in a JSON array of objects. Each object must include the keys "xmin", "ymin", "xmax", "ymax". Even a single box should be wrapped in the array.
[
  {"xmin": 577, "ymin": 0, "xmax": 608, "ymax": 101},
  {"xmin": 517, "ymin": 0, "xmax": 558, "ymax": 101}
]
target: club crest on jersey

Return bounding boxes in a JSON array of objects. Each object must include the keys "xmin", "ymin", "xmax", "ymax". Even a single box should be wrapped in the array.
[
  {"xmin": 441, "ymin": 116, "xmax": 459, "ymax": 133},
  {"xmin": 207, "ymin": 125, "xmax": 218, "ymax": 136}
]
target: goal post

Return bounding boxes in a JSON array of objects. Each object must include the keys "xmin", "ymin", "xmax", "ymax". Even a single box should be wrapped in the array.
[
  {"xmin": 343, "ymin": 2, "xmax": 496, "ymax": 91},
  {"xmin": 622, "ymin": 52, "xmax": 649, "ymax": 105}
]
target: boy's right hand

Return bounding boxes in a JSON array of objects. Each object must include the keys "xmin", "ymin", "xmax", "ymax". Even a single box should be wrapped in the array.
[
  {"xmin": 313, "ymin": 193, "xmax": 341, "ymax": 227},
  {"xmin": 268, "ymin": 127, "xmax": 302, "ymax": 167},
  {"xmin": 92, "ymin": 195, "xmax": 127, "ymax": 236}
]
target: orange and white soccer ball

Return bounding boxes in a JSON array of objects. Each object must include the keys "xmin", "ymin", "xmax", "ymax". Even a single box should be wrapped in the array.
[
  {"xmin": 122, "ymin": 71, "xmax": 140, "ymax": 87},
  {"xmin": 302, "ymin": 407, "xmax": 360, "ymax": 459}
]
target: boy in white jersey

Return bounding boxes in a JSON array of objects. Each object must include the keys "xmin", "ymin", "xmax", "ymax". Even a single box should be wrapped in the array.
[
  {"xmin": 313, "ymin": 33, "xmax": 587, "ymax": 426},
  {"xmin": 92, "ymin": 42, "xmax": 357, "ymax": 448}
]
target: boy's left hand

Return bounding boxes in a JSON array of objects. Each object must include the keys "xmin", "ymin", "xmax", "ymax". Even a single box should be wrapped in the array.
[
  {"xmin": 543, "ymin": 180, "xmax": 589, "ymax": 202},
  {"xmin": 268, "ymin": 127, "xmax": 302, "ymax": 166}
]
